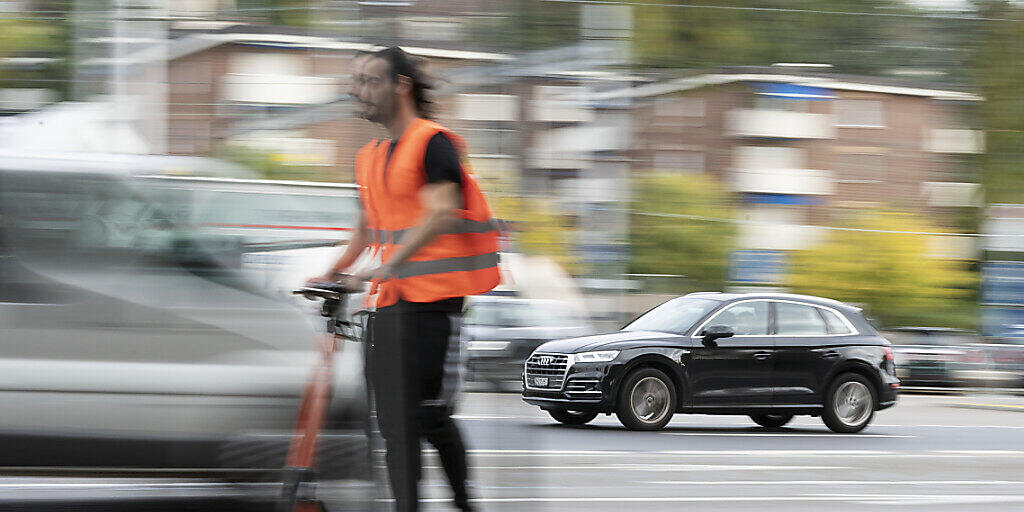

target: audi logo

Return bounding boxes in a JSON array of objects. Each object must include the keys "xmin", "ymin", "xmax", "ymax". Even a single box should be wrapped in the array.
[{"xmin": 538, "ymin": 356, "xmax": 554, "ymax": 365}]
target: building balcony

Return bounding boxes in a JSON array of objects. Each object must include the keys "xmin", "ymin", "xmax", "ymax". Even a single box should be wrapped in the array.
[
  {"xmin": 738, "ymin": 222, "xmax": 822, "ymax": 251},
  {"xmin": 726, "ymin": 109, "xmax": 835, "ymax": 139},
  {"xmin": 732, "ymin": 168, "xmax": 835, "ymax": 196},
  {"xmin": 922, "ymin": 181, "xmax": 982, "ymax": 207},
  {"xmin": 925, "ymin": 129, "xmax": 985, "ymax": 154}
]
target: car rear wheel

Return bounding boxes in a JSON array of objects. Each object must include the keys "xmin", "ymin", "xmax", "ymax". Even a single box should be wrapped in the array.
[
  {"xmin": 616, "ymin": 368, "xmax": 676, "ymax": 431},
  {"xmin": 548, "ymin": 409, "xmax": 598, "ymax": 426},
  {"xmin": 750, "ymin": 414, "xmax": 793, "ymax": 428},
  {"xmin": 823, "ymin": 373, "xmax": 876, "ymax": 433}
]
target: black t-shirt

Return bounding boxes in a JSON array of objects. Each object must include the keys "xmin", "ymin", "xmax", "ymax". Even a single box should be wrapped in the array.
[
  {"xmin": 386, "ymin": 132, "xmax": 463, "ymax": 187},
  {"xmin": 379, "ymin": 132, "xmax": 465, "ymax": 314}
]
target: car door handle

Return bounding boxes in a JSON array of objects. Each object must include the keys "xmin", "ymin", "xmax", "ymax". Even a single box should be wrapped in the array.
[
  {"xmin": 822, "ymin": 351, "xmax": 840, "ymax": 359},
  {"xmin": 753, "ymin": 352, "xmax": 773, "ymax": 361}
]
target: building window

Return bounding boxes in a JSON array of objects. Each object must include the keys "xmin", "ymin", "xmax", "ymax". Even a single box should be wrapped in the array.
[
  {"xmin": 834, "ymin": 100, "xmax": 884, "ymax": 128},
  {"xmin": 836, "ymin": 153, "xmax": 885, "ymax": 183},
  {"xmin": 653, "ymin": 151, "xmax": 704, "ymax": 172},
  {"xmin": 171, "ymin": 61, "xmax": 212, "ymax": 95},
  {"xmin": 653, "ymin": 97, "xmax": 705, "ymax": 126},
  {"xmin": 462, "ymin": 127, "xmax": 517, "ymax": 157},
  {"xmin": 754, "ymin": 95, "xmax": 807, "ymax": 112}
]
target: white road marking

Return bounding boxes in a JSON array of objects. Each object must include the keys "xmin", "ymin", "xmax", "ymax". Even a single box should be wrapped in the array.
[
  {"xmin": 875, "ymin": 424, "xmax": 1024, "ymax": 429},
  {"xmin": 427, "ymin": 464, "xmax": 847, "ymax": 471},
  {"xmin": 645, "ymin": 480, "xmax": 1020, "ymax": 486},
  {"xmin": 664, "ymin": 432, "xmax": 911, "ymax": 438},
  {"xmin": 386, "ymin": 494, "xmax": 1024, "ymax": 504},
  {"xmin": 811, "ymin": 493, "xmax": 1024, "ymax": 505},
  {"xmin": 452, "ymin": 415, "xmax": 521, "ymax": 420},
  {"xmin": 463, "ymin": 449, "xmax": 1024, "ymax": 457}
]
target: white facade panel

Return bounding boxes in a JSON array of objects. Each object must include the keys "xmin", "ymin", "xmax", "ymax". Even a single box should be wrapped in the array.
[
  {"xmin": 926, "ymin": 129, "xmax": 985, "ymax": 154},
  {"xmin": 456, "ymin": 94, "xmax": 519, "ymax": 122},
  {"xmin": 224, "ymin": 53, "xmax": 337, "ymax": 104},
  {"xmin": 530, "ymin": 86, "xmax": 594, "ymax": 123},
  {"xmin": 923, "ymin": 181, "xmax": 982, "ymax": 207},
  {"xmin": 740, "ymin": 224, "xmax": 820, "ymax": 251},
  {"xmin": 726, "ymin": 109, "xmax": 835, "ymax": 139},
  {"xmin": 732, "ymin": 146, "xmax": 833, "ymax": 195}
]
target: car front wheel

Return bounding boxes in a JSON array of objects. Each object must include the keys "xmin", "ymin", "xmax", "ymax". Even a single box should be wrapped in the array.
[
  {"xmin": 615, "ymin": 368, "xmax": 676, "ymax": 431},
  {"xmin": 822, "ymin": 373, "xmax": 876, "ymax": 433}
]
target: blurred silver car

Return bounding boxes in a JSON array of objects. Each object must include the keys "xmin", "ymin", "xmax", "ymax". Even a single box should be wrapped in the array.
[
  {"xmin": 0, "ymin": 151, "xmax": 366, "ymax": 475},
  {"xmin": 975, "ymin": 337, "xmax": 1024, "ymax": 389},
  {"xmin": 885, "ymin": 327, "xmax": 993, "ymax": 388},
  {"xmin": 463, "ymin": 295, "xmax": 593, "ymax": 389}
]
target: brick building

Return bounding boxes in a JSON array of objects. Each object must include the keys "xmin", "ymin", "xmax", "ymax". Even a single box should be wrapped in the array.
[
  {"xmin": 594, "ymin": 68, "xmax": 984, "ymax": 256},
  {"xmin": 163, "ymin": 32, "xmax": 511, "ymax": 181}
]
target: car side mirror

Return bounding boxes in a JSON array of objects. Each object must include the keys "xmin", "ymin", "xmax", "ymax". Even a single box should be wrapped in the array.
[{"xmin": 702, "ymin": 325, "xmax": 735, "ymax": 347}]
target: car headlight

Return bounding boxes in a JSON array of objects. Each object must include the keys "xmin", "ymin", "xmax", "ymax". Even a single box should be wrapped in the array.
[
  {"xmin": 573, "ymin": 350, "xmax": 619, "ymax": 363},
  {"xmin": 466, "ymin": 341, "xmax": 510, "ymax": 351}
]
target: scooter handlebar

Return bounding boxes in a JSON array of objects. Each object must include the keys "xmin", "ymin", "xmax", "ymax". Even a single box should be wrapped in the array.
[{"xmin": 292, "ymin": 280, "xmax": 361, "ymax": 301}]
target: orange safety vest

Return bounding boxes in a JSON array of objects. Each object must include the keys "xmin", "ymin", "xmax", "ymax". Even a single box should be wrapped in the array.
[{"xmin": 355, "ymin": 118, "xmax": 501, "ymax": 308}]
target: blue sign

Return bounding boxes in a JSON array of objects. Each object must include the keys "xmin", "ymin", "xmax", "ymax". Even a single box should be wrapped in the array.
[
  {"xmin": 581, "ymin": 244, "xmax": 629, "ymax": 266},
  {"xmin": 754, "ymin": 82, "xmax": 837, "ymax": 100},
  {"xmin": 981, "ymin": 261, "xmax": 1024, "ymax": 338},
  {"xmin": 981, "ymin": 262, "xmax": 1024, "ymax": 307},
  {"xmin": 730, "ymin": 250, "xmax": 786, "ymax": 284},
  {"xmin": 982, "ymin": 308, "xmax": 1024, "ymax": 338}
]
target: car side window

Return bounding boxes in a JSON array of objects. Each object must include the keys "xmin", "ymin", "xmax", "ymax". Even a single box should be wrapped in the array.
[
  {"xmin": 775, "ymin": 302, "xmax": 828, "ymax": 335},
  {"xmin": 707, "ymin": 301, "xmax": 769, "ymax": 336},
  {"xmin": 819, "ymin": 308, "xmax": 853, "ymax": 335}
]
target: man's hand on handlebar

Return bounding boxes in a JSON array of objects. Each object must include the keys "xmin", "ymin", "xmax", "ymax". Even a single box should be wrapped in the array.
[
  {"xmin": 352, "ymin": 262, "xmax": 397, "ymax": 285},
  {"xmin": 304, "ymin": 272, "xmax": 364, "ymax": 294}
]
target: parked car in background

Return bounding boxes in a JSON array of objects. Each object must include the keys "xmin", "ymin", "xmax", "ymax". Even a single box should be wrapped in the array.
[
  {"xmin": 884, "ymin": 327, "xmax": 996, "ymax": 388},
  {"xmin": 464, "ymin": 295, "xmax": 593, "ymax": 390},
  {"xmin": 976, "ymin": 337, "xmax": 1024, "ymax": 389}
]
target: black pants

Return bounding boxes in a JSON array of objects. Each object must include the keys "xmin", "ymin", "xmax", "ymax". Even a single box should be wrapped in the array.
[{"xmin": 369, "ymin": 306, "xmax": 470, "ymax": 512}]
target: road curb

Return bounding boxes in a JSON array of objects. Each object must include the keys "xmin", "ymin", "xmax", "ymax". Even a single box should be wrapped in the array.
[
  {"xmin": 950, "ymin": 402, "xmax": 1024, "ymax": 413},
  {"xmin": 902, "ymin": 386, "xmax": 1024, "ymax": 396}
]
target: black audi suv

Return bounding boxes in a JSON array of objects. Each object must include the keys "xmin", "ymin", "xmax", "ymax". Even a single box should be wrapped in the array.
[{"xmin": 522, "ymin": 292, "xmax": 898, "ymax": 433}]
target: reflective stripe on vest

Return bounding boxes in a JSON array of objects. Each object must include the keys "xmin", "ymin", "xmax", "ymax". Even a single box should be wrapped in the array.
[
  {"xmin": 367, "ymin": 218, "xmax": 502, "ymax": 245},
  {"xmin": 395, "ymin": 252, "xmax": 500, "ymax": 279}
]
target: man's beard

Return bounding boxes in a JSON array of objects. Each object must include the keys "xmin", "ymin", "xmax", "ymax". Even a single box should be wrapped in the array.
[{"xmin": 365, "ymin": 104, "xmax": 390, "ymax": 125}]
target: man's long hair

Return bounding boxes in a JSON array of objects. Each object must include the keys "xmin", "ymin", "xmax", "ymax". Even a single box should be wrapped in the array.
[{"xmin": 374, "ymin": 46, "xmax": 434, "ymax": 119}]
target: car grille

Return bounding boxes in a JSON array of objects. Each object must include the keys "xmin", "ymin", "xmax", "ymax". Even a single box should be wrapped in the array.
[
  {"xmin": 525, "ymin": 353, "xmax": 570, "ymax": 390},
  {"xmin": 565, "ymin": 378, "xmax": 602, "ymax": 399}
]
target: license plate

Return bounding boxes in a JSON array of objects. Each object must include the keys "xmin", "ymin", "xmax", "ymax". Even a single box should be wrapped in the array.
[{"xmin": 533, "ymin": 377, "xmax": 549, "ymax": 387}]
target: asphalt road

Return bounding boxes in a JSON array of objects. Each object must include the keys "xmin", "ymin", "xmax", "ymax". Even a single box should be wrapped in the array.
[
  {"xmin": 4, "ymin": 392, "xmax": 1024, "ymax": 511},
  {"xmin": 407, "ymin": 391, "xmax": 1024, "ymax": 511}
]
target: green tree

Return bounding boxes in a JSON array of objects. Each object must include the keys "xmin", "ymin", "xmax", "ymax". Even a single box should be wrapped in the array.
[
  {"xmin": 788, "ymin": 210, "xmax": 977, "ymax": 328},
  {"xmin": 469, "ymin": 0, "xmax": 580, "ymax": 51},
  {"xmin": 486, "ymin": 187, "xmax": 582, "ymax": 276},
  {"xmin": 629, "ymin": 172, "xmax": 736, "ymax": 293},
  {"xmin": 970, "ymin": 1, "xmax": 1024, "ymax": 203},
  {"xmin": 0, "ymin": 3, "xmax": 70, "ymax": 101},
  {"xmin": 235, "ymin": 0, "xmax": 312, "ymax": 27},
  {"xmin": 630, "ymin": 0, "xmax": 946, "ymax": 76}
]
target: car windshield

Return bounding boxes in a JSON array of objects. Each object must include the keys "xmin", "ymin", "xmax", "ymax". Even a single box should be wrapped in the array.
[{"xmin": 623, "ymin": 297, "xmax": 721, "ymax": 335}]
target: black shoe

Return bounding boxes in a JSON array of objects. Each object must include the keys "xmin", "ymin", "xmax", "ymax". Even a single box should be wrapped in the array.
[{"xmin": 454, "ymin": 495, "xmax": 475, "ymax": 511}]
